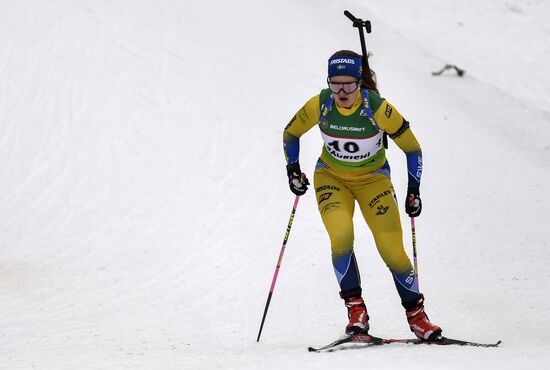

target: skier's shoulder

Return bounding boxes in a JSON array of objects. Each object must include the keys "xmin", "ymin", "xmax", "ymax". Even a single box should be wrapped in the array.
[
  {"xmin": 364, "ymin": 89, "xmax": 385, "ymax": 113},
  {"xmin": 287, "ymin": 92, "xmax": 323, "ymax": 133},
  {"xmin": 319, "ymin": 88, "xmax": 332, "ymax": 108}
]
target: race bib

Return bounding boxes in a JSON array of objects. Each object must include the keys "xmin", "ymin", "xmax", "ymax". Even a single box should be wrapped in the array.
[{"xmin": 320, "ymin": 130, "xmax": 384, "ymax": 163}]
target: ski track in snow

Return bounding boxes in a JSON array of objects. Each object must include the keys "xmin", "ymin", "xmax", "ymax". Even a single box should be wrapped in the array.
[{"xmin": 0, "ymin": 0, "xmax": 549, "ymax": 369}]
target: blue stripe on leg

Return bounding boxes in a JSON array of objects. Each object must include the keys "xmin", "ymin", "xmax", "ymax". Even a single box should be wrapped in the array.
[
  {"xmin": 391, "ymin": 267, "xmax": 420, "ymax": 303},
  {"xmin": 333, "ymin": 252, "xmax": 361, "ymax": 294}
]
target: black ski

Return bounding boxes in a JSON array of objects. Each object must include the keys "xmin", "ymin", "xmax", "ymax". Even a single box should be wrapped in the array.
[
  {"xmin": 307, "ymin": 335, "xmax": 380, "ymax": 352},
  {"xmin": 308, "ymin": 334, "xmax": 501, "ymax": 352},
  {"xmin": 382, "ymin": 336, "xmax": 501, "ymax": 347}
]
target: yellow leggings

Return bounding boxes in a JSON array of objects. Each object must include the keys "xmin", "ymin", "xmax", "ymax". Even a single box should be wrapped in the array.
[{"xmin": 314, "ymin": 166, "xmax": 418, "ymax": 301}]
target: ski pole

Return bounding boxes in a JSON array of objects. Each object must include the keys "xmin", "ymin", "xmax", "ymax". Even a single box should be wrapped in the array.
[
  {"xmin": 410, "ymin": 217, "xmax": 419, "ymax": 284},
  {"xmin": 344, "ymin": 10, "xmax": 372, "ymax": 75},
  {"xmin": 256, "ymin": 195, "xmax": 300, "ymax": 342}
]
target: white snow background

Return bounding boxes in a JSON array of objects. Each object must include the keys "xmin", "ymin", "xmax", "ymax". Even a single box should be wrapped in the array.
[{"xmin": 1, "ymin": 0, "xmax": 549, "ymax": 369}]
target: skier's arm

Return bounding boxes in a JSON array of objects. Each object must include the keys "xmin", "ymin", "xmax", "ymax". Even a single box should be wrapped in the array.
[
  {"xmin": 283, "ymin": 95, "xmax": 320, "ymax": 196},
  {"xmin": 283, "ymin": 94, "xmax": 321, "ymax": 164},
  {"xmin": 373, "ymin": 101, "xmax": 422, "ymax": 189}
]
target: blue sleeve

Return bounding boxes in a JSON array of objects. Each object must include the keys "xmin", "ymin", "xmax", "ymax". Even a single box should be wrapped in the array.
[
  {"xmin": 406, "ymin": 150, "xmax": 422, "ymax": 189},
  {"xmin": 283, "ymin": 133, "xmax": 300, "ymax": 164}
]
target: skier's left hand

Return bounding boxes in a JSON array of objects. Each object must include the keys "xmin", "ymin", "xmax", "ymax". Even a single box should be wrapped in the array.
[{"xmin": 405, "ymin": 187, "xmax": 422, "ymax": 217}]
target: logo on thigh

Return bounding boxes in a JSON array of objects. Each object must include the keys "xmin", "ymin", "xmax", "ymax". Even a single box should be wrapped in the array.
[
  {"xmin": 319, "ymin": 192, "xmax": 332, "ymax": 204},
  {"xmin": 375, "ymin": 204, "xmax": 389, "ymax": 215},
  {"xmin": 369, "ymin": 190, "xmax": 392, "ymax": 208},
  {"xmin": 316, "ymin": 185, "xmax": 340, "ymax": 192},
  {"xmin": 321, "ymin": 202, "xmax": 341, "ymax": 215}
]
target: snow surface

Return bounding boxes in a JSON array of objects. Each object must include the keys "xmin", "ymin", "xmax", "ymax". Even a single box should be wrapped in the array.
[{"xmin": 1, "ymin": 0, "xmax": 549, "ymax": 369}]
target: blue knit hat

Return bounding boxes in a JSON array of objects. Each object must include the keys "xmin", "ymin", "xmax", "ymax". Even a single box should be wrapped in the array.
[{"xmin": 328, "ymin": 56, "xmax": 362, "ymax": 79}]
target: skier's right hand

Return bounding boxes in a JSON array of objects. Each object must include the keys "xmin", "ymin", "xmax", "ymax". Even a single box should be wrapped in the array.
[{"xmin": 286, "ymin": 162, "xmax": 309, "ymax": 196}]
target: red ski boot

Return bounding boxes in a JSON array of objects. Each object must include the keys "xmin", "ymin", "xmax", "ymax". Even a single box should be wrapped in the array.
[
  {"xmin": 344, "ymin": 296, "xmax": 369, "ymax": 335},
  {"xmin": 404, "ymin": 294, "xmax": 442, "ymax": 340}
]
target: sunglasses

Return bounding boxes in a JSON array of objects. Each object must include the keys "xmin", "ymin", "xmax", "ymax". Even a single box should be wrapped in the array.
[{"xmin": 327, "ymin": 78, "xmax": 359, "ymax": 94}]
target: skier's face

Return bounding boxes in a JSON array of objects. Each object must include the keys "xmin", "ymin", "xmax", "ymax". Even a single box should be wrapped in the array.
[{"xmin": 328, "ymin": 76, "xmax": 360, "ymax": 108}]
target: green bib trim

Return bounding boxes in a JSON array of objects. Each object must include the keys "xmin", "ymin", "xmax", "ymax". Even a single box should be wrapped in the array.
[{"xmin": 317, "ymin": 89, "xmax": 387, "ymax": 170}]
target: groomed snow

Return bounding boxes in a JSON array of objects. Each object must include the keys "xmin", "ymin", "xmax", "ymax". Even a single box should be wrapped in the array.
[{"xmin": 1, "ymin": 1, "xmax": 549, "ymax": 369}]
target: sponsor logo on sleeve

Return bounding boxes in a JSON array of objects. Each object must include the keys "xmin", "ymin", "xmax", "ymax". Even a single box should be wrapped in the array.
[
  {"xmin": 385, "ymin": 105, "xmax": 393, "ymax": 118},
  {"xmin": 285, "ymin": 114, "xmax": 297, "ymax": 129}
]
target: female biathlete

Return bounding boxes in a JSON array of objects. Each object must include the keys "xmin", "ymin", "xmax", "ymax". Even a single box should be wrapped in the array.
[{"xmin": 283, "ymin": 50, "xmax": 442, "ymax": 340}]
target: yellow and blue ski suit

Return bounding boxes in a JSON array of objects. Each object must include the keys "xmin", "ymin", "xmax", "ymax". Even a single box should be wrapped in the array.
[{"xmin": 283, "ymin": 88, "xmax": 422, "ymax": 303}]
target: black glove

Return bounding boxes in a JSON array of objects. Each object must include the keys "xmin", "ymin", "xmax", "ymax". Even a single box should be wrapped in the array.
[
  {"xmin": 286, "ymin": 162, "xmax": 309, "ymax": 196},
  {"xmin": 405, "ymin": 187, "xmax": 422, "ymax": 217}
]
